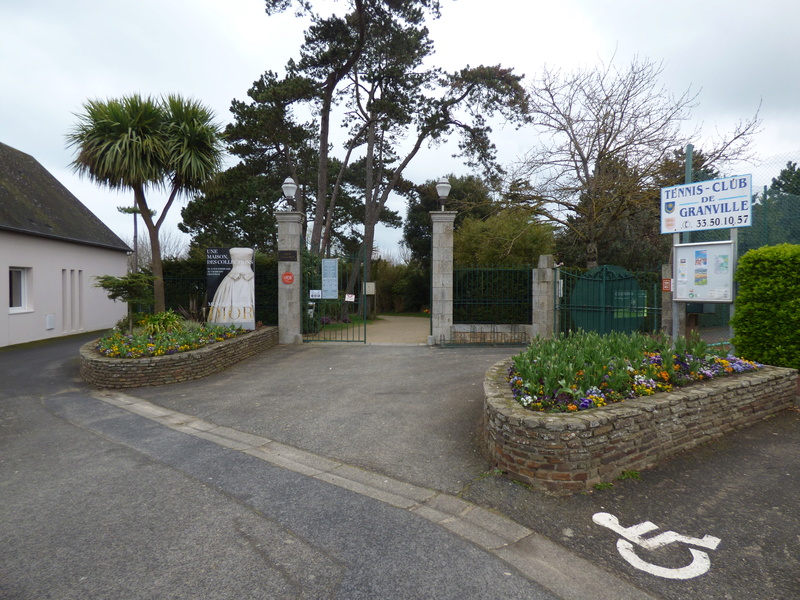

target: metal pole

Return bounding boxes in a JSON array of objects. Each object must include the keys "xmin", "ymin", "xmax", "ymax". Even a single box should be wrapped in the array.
[
  {"xmin": 729, "ymin": 227, "xmax": 738, "ymax": 350},
  {"xmin": 672, "ymin": 143, "xmax": 693, "ymax": 340}
]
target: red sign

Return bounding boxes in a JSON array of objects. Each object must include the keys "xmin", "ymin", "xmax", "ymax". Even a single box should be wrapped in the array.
[
  {"xmin": 281, "ymin": 271, "xmax": 295, "ymax": 285},
  {"xmin": 661, "ymin": 278, "xmax": 672, "ymax": 292}
]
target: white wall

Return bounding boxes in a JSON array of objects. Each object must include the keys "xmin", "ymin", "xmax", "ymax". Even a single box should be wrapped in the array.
[{"xmin": 1, "ymin": 231, "xmax": 128, "ymax": 347}]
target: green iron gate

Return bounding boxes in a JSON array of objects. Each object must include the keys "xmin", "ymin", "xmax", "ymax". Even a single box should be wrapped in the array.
[
  {"xmin": 556, "ymin": 266, "xmax": 662, "ymax": 336},
  {"xmin": 302, "ymin": 249, "xmax": 367, "ymax": 343}
]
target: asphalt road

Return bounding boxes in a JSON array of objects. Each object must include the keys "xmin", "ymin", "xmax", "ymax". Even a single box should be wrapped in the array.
[
  {"xmin": 2, "ymin": 331, "xmax": 798, "ymax": 599},
  {"xmin": 0, "ymin": 334, "xmax": 563, "ymax": 599}
]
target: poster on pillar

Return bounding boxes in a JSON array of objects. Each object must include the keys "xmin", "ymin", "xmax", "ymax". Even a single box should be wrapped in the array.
[{"xmin": 206, "ymin": 247, "xmax": 256, "ymax": 329}]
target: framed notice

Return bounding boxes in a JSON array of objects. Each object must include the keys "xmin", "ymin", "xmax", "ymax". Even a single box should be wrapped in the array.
[
  {"xmin": 673, "ymin": 241, "xmax": 733, "ymax": 303},
  {"xmin": 321, "ymin": 259, "xmax": 338, "ymax": 299}
]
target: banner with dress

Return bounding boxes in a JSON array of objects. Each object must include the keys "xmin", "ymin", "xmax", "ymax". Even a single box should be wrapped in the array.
[{"xmin": 206, "ymin": 247, "xmax": 256, "ymax": 329}]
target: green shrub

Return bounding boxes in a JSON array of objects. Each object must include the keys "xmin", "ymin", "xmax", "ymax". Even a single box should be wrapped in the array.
[
  {"xmin": 140, "ymin": 310, "xmax": 185, "ymax": 335},
  {"xmin": 731, "ymin": 244, "xmax": 800, "ymax": 369},
  {"xmin": 113, "ymin": 311, "xmax": 150, "ymax": 334}
]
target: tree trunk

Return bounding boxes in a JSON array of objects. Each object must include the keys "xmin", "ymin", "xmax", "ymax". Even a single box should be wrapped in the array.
[
  {"xmin": 309, "ymin": 85, "xmax": 333, "ymax": 254},
  {"xmin": 135, "ymin": 188, "xmax": 165, "ymax": 313}
]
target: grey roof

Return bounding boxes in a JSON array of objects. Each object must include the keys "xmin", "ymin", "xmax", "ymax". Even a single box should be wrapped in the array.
[{"xmin": 0, "ymin": 142, "xmax": 130, "ymax": 252}]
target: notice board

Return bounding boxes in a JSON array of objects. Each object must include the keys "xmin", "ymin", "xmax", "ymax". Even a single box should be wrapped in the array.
[{"xmin": 673, "ymin": 241, "xmax": 734, "ymax": 303}]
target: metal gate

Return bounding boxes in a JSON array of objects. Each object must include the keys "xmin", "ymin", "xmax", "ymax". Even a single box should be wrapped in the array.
[
  {"xmin": 556, "ymin": 266, "xmax": 662, "ymax": 336},
  {"xmin": 302, "ymin": 249, "xmax": 367, "ymax": 343}
]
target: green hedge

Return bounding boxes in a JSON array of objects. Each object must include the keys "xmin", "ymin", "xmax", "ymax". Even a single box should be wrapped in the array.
[{"xmin": 731, "ymin": 244, "xmax": 800, "ymax": 369}]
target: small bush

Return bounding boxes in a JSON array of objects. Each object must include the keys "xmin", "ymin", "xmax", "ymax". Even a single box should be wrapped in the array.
[
  {"xmin": 731, "ymin": 244, "xmax": 800, "ymax": 370},
  {"xmin": 114, "ymin": 312, "xmax": 150, "ymax": 334},
  {"xmin": 139, "ymin": 310, "xmax": 185, "ymax": 335}
]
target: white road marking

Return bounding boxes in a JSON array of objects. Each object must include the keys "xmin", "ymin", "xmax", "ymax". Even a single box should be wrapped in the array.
[{"xmin": 593, "ymin": 512, "xmax": 721, "ymax": 579}]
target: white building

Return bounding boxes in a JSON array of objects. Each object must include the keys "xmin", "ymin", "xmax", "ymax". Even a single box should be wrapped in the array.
[{"xmin": 0, "ymin": 142, "xmax": 130, "ymax": 347}]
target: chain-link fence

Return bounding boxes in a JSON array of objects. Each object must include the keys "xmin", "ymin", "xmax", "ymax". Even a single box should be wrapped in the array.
[{"xmin": 681, "ymin": 151, "xmax": 800, "ymax": 344}]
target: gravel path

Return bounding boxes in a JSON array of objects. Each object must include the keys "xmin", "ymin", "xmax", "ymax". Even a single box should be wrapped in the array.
[{"xmin": 366, "ymin": 314, "xmax": 430, "ymax": 344}]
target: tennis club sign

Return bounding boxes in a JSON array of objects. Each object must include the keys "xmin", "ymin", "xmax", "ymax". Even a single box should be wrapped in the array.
[{"xmin": 661, "ymin": 174, "xmax": 752, "ymax": 234}]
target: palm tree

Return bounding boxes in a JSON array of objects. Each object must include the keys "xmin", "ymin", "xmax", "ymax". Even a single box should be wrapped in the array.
[{"xmin": 68, "ymin": 94, "xmax": 224, "ymax": 312}]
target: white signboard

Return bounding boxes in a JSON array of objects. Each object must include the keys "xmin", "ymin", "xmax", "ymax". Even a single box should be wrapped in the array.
[
  {"xmin": 321, "ymin": 259, "xmax": 338, "ymax": 299},
  {"xmin": 673, "ymin": 241, "xmax": 734, "ymax": 303},
  {"xmin": 661, "ymin": 174, "xmax": 752, "ymax": 234}
]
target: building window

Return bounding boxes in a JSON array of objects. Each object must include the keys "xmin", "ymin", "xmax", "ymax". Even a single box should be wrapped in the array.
[{"xmin": 9, "ymin": 267, "xmax": 30, "ymax": 312}]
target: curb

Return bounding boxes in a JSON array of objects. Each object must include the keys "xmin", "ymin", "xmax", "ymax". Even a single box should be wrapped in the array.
[{"xmin": 90, "ymin": 389, "xmax": 662, "ymax": 600}]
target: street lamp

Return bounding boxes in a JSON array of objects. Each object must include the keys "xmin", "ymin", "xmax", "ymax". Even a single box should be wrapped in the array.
[
  {"xmin": 436, "ymin": 177, "xmax": 451, "ymax": 211},
  {"xmin": 282, "ymin": 177, "xmax": 298, "ymax": 203}
]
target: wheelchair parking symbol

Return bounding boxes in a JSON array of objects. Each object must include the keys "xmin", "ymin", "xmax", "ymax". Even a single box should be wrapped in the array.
[{"xmin": 593, "ymin": 512, "xmax": 721, "ymax": 579}]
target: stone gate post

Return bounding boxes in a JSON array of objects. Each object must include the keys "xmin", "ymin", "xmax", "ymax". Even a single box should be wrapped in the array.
[
  {"xmin": 531, "ymin": 254, "xmax": 556, "ymax": 338},
  {"xmin": 429, "ymin": 211, "xmax": 457, "ymax": 345},
  {"xmin": 277, "ymin": 212, "xmax": 303, "ymax": 344}
]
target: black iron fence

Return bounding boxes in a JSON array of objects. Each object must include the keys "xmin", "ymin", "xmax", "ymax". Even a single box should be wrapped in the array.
[{"xmin": 453, "ymin": 266, "xmax": 532, "ymax": 325}]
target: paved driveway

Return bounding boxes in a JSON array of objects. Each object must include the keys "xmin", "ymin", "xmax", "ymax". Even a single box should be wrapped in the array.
[
  {"xmin": 129, "ymin": 336, "xmax": 800, "ymax": 600},
  {"xmin": 3, "ymin": 332, "xmax": 799, "ymax": 599}
]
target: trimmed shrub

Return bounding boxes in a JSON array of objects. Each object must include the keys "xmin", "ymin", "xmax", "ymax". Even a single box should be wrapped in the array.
[{"xmin": 731, "ymin": 244, "xmax": 800, "ymax": 369}]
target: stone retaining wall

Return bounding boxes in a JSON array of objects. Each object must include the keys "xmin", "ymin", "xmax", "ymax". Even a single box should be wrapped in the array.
[
  {"xmin": 80, "ymin": 326, "xmax": 279, "ymax": 389},
  {"xmin": 450, "ymin": 324, "xmax": 530, "ymax": 345},
  {"xmin": 484, "ymin": 359, "xmax": 798, "ymax": 494}
]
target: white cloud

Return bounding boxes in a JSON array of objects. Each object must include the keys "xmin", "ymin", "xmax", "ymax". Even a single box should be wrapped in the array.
[{"xmin": 2, "ymin": 0, "xmax": 798, "ymax": 252}]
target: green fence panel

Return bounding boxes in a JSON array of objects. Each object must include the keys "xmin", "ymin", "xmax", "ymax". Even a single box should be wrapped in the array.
[
  {"xmin": 557, "ymin": 267, "xmax": 662, "ymax": 336},
  {"xmin": 453, "ymin": 266, "xmax": 532, "ymax": 324}
]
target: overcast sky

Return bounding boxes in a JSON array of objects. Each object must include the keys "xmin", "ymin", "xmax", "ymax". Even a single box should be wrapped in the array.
[{"xmin": 2, "ymin": 0, "xmax": 797, "ymax": 254}]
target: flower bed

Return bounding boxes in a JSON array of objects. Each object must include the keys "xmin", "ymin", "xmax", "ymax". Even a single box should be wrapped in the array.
[
  {"xmin": 507, "ymin": 331, "xmax": 760, "ymax": 412},
  {"xmin": 94, "ymin": 324, "xmax": 243, "ymax": 358},
  {"xmin": 80, "ymin": 326, "xmax": 279, "ymax": 389},
  {"xmin": 484, "ymin": 358, "xmax": 798, "ymax": 494}
]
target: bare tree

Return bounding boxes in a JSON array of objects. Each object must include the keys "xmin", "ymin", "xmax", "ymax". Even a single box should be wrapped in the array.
[
  {"xmin": 126, "ymin": 228, "xmax": 189, "ymax": 271},
  {"xmin": 512, "ymin": 56, "xmax": 760, "ymax": 267}
]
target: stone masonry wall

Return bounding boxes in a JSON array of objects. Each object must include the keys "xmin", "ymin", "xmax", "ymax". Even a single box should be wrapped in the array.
[
  {"xmin": 80, "ymin": 326, "xmax": 279, "ymax": 389},
  {"xmin": 484, "ymin": 358, "xmax": 798, "ymax": 494}
]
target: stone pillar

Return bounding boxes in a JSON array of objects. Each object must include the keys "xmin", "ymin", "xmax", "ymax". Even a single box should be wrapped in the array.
[
  {"xmin": 277, "ymin": 212, "xmax": 303, "ymax": 344},
  {"xmin": 531, "ymin": 254, "xmax": 556, "ymax": 338},
  {"xmin": 661, "ymin": 263, "xmax": 685, "ymax": 339},
  {"xmin": 661, "ymin": 263, "xmax": 672, "ymax": 336},
  {"xmin": 429, "ymin": 211, "xmax": 457, "ymax": 345}
]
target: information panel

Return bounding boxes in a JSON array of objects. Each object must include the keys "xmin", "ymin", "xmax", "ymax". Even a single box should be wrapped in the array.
[
  {"xmin": 673, "ymin": 241, "xmax": 734, "ymax": 303},
  {"xmin": 661, "ymin": 174, "xmax": 752, "ymax": 234},
  {"xmin": 321, "ymin": 258, "xmax": 338, "ymax": 299}
]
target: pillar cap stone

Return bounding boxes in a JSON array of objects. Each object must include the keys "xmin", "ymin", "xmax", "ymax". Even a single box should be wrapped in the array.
[{"xmin": 430, "ymin": 210, "xmax": 457, "ymax": 223}]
